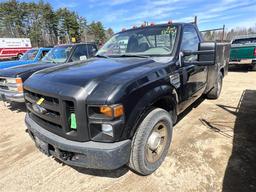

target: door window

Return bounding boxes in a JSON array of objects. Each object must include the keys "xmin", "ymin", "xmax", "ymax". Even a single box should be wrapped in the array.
[
  {"xmin": 70, "ymin": 45, "xmax": 95, "ymax": 62},
  {"xmin": 39, "ymin": 50, "xmax": 50, "ymax": 60},
  {"xmin": 181, "ymin": 26, "xmax": 200, "ymax": 62}
]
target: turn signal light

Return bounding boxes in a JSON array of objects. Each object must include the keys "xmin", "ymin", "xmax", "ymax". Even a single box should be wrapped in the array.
[
  {"xmin": 100, "ymin": 105, "xmax": 124, "ymax": 118},
  {"xmin": 16, "ymin": 78, "xmax": 23, "ymax": 93},
  {"xmin": 168, "ymin": 20, "xmax": 172, "ymax": 25},
  {"xmin": 15, "ymin": 78, "xmax": 23, "ymax": 84}
]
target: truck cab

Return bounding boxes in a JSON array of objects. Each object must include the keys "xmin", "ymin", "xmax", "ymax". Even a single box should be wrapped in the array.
[
  {"xmin": 0, "ymin": 48, "xmax": 51, "ymax": 70},
  {"xmin": 24, "ymin": 23, "xmax": 230, "ymax": 175}
]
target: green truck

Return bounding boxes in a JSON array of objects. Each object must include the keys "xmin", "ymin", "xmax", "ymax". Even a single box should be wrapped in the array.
[{"xmin": 230, "ymin": 35, "xmax": 256, "ymax": 70}]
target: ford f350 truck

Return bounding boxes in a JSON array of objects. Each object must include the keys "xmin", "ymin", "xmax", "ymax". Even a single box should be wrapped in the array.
[
  {"xmin": 24, "ymin": 22, "xmax": 230, "ymax": 175},
  {"xmin": 229, "ymin": 35, "xmax": 256, "ymax": 70}
]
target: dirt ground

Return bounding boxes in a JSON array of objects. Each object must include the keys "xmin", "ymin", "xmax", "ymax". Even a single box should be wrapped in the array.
[{"xmin": 0, "ymin": 67, "xmax": 256, "ymax": 192}]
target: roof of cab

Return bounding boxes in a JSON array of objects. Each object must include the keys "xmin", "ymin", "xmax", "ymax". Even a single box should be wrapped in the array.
[
  {"xmin": 116, "ymin": 22, "xmax": 192, "ymax": 34},
  {"xmin": 54, "ymin": 42, "xmax": 96, "ymax": 48}
]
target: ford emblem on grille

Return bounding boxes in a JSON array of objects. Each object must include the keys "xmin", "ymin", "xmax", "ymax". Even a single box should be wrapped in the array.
[{"xmin": 32, "ymin": 104, "xmax": 47, "ymax": 114}]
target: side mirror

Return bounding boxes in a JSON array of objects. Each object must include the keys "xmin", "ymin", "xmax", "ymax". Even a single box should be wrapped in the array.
[
  {"xmin": 182, "ymin": 42, "xmax": 216, "ymax": 66},
  {"xmin": 80, "ymin": 55, "xmax": 87, "ymax": 61}
]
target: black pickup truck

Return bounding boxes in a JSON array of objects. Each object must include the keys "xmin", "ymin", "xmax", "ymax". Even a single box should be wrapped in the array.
[
  {"xmin": 0, "ymin": 43, "xmax": 97, "ymax": 102},
  {"xmin": 24, "ymin": 22, "xmax": 230, "ymax": 175}
]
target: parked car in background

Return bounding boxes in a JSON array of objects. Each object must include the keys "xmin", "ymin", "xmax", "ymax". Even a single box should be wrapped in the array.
[
  {"xmin": 0, "ymin": 43, "xmax": 97, "ymax": 103},
  {"xmin": 229, "ymin": 35, "xmax": 256, "ymax": 70},
  {"xmin": 0, "ymin": 48, "xmax": 51, "ymax": 70},
  {"xmin": 24, "ymin": 22, "xmax": 230, "ymax": 175},
  {"xmin": 0, "ymin": 38, "xmax": 32, "ymax": 60}
]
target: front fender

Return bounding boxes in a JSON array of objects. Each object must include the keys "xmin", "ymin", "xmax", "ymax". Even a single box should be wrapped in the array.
[{"xmin": 120, "ymin": 83, "xmax": 178, "ymax": 140}]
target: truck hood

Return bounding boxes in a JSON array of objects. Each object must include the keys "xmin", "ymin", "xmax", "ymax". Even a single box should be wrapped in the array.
[
  {"xmin": 0, "ymin": 62, "xmax": 56, "ymax": 78},
  {"xmin": 29, "ymin": 58, "xmax": 164, "ymax": 87},
  {"xmin": 0, "ymin": 60, "xmax": 35, "ymax": 70}
]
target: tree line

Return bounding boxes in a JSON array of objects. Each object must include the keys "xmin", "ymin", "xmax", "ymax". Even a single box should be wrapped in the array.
[
  {"xmin": 0, "ymin": 0, "xmax": 114, "ymax": 47},
  {"xmin": 202, "ymin": 25, "xmax": 256, "ymax": 42},
  {"xmin": 1, "ymin": 0, "xmax": 255, "ymax": 47}
]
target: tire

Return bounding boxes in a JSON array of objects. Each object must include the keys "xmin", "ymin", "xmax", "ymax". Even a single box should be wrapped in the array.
[
  {"xmin": 207, "ymin": 72, "xmax": 223, "ymax": 99},
  {"xmin": 251, "ymin": 63, "xmax": 256, "ymax": 71},
  {"xmin": 129, "ymin": 108, "xmax": 173, "ymax": 175}
]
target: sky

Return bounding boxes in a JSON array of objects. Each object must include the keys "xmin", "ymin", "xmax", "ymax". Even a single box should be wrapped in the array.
[{"xmin": 3, "ymin": 0, "xmax": 256, "ymax": 32}]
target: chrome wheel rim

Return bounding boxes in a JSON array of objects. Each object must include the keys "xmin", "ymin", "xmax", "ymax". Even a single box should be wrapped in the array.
[{"xmin": 146, "ymin": 122, "xmax": 168, "ymax": 163}]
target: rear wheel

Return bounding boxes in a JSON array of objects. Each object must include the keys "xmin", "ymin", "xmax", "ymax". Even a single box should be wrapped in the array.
[
  {"xmin": 252, "ymin": 63, "xmax": 256, "ymax": 71},
  {"xmin": 129, "ymin": 108, "xmax": 173, "ymax": 175},
  {"xmin": 207, "ymin": 72, "xmax": 223, "ymax": 99}
]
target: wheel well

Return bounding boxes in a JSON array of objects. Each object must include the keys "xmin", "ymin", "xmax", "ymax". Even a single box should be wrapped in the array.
[
  {"xmin": 220, "ymin": 67, "xmax": 224, "ymax": 76},
  {"xmin": 151, "ymin": 97, "xmax": 177, "ymax": 123},
  {"xmin": 127, "ymin": 89, "xmax": 178, "ymax": 138},
  {"xmin": 152, "ymin": 97, "xmax": 173, "ymax": 112}
]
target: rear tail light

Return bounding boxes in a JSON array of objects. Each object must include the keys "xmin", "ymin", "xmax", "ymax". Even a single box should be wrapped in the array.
[{"xmin": 254, "ymin": 48, "xmax": 256, "ymax": 57}]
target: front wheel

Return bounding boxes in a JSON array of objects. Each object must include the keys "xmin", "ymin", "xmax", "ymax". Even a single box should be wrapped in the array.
[
  {"xmin": 207, "ymin": 72, "xmax": 223, "ymax": 99},
  {"xmin": 129, "ymin": 108, "xmax": 173, "ymax": 175}
]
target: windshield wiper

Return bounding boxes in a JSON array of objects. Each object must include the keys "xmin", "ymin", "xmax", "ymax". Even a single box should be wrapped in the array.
[
  {"xmin": 95, "ymin": 54, "xmax": 109, "ymax": 58},
  {"xmin": 115, "ymin": 54, "xmax": 150, "ymax": 58}
]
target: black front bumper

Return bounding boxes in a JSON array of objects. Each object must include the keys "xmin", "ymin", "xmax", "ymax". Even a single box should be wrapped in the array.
[{"xmin": 25, "ymin": 114, "xmax": 131, "ymax": 170}]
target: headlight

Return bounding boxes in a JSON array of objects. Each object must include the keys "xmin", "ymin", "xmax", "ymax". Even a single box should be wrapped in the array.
[
  {"xmin": 101, "ymin": 124, "xmax": 114, "ymax": 137},
  {"xmin": 88, "ymin": 104, "xmax": 124, "ymax": 119},
  {"xmin": 100, "ymin": 105, "xmax": 124, "ymax": 118},
  {"xmin": 6, "ymin": 78, "xmax": 23, "ymax": 93},
  {"xmin": 88, "ymin": 104, "xmax": 125, "ymax": 142}
]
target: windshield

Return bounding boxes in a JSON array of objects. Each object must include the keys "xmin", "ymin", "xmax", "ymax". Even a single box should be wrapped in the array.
[
  {"xmin": 97, "ymin": 25, "xmax": 178, "ymax": 57},
  {"xmin": 20, "ymin": 49, "xmax": 38, "ymax": 61},
  {"xmin": 42, "ymin": 45, "xmax": 72, "ymax": 63}
]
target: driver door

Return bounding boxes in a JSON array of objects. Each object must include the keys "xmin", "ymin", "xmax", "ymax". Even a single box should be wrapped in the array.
[{"xmin": 179, "ymin": 25, "xmax": 208, "ymax": 109}]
